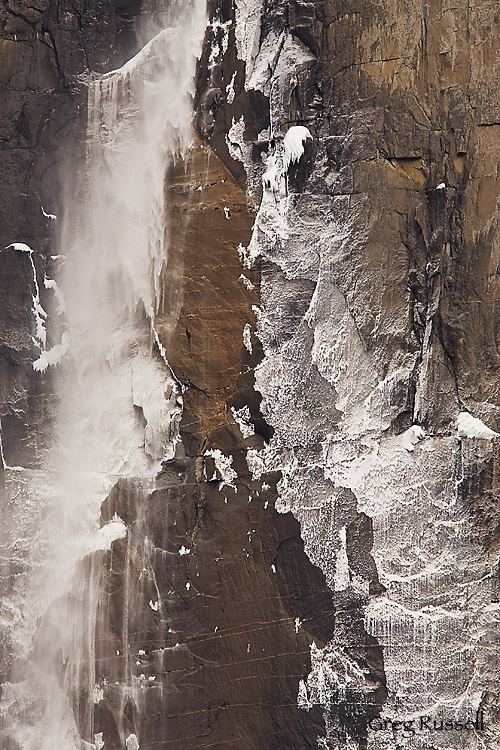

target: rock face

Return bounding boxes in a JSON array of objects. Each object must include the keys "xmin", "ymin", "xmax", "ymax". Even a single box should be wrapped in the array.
[{"xmin": 1, "ymin": 1, "xmax": 499, "ymax": 750}]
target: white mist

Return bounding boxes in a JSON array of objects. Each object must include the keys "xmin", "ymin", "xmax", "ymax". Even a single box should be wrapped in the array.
[{"xmin": 3, "ymin": 2, "xmax": 207, "ymax": 748}]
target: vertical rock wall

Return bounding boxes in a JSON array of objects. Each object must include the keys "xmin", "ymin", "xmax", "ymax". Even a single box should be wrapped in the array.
[
  {"xmin": 197, "ymin": 0, "xmax": 500, "ymax": 748},
  {"xmin": 1, "ymin": 0, "xmax": 499, "ymax": 749}
]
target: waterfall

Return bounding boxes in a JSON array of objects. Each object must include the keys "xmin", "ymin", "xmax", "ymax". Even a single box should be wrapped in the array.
[{"xmin": 1, "ymin": 2, "xmax": 207, "ymax": 747}]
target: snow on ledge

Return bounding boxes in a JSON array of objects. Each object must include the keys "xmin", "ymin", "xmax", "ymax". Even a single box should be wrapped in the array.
[
  {"xmin": 402, "ymin": 425, "xmax": 426, "ymax": 452},
  {"xmin": 87, "ymin": 517, "xmax": 127, "ymax": 554},
  {"xmin": 283, "ymin": 125, "xmax": 312, "ymax": 171},
  {"xmin": 33, "ymin": 332, "xmax": 70, "ymax": 372},
  {"xmin": 457, "ymin": 412, "xmax": 499, "ymax": 440}
]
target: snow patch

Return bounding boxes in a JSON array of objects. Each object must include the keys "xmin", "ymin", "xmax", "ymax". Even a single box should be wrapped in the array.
[
  {"xmin": 126, "ymin": 734, "xmax": 140, "ymax": 750},
  {"xmin": 243, "ymin": 323, "xmax": 252, "ymax": 353},
  {"xmin": 44, "ymin": 277, "xmax": 66, "ymax": 314},
  {"xmin": 237, "ymin": 242, "xmax": 252, "ymax": 269},
  {"xmin": 436, "ymin": 182, "xmax": 446, "ymax": 189},
  {"xmin": 333, "ymin": 526, "xmax": 350, "ymax": 591},
  {"xmin": 283, "ymin": 126, "xmax": 312, "ymax": 171},
  {"xmin": 226, "ymin": 70, "xmax": 237, "ymax": 104},
  {"xmin": 297, "ymin": 678, "xmax": 313, "ymax": 711},
  {"xmin": 246, "ymin": 447, "xmax": 265, "ymax": 480},
  {"xmin": 7, "ymin": 242, "xmax": 32, "ymax": 253},
  {"xmin": 205, "ymin": 448, "xmax": 238, "ymax": 490},
  {"xmin": 41, "ymin": 206, "xmax": 57, "ymax": 220},
  {"xmin": 208, "ymin": 16, "xmax": 232, "ymax": 69},
  {"xmin": 87, "ymin": 516, "xmax": 127, "ymax": 554},
  {"xmin": 149, "ymin": 600, "xmax": 159, "ymax": 611},
  {"xmin": 457, "ymin": 412, "xmax": 499, "ymax": 440},
  {"xmin": 33, "ymin": 332, "xmax": 70, "ymax": 372},
  {"xmin": 402, "ymin": 424, "xmax": 426, "ymax": 452},
  {"xmin": 231, "ymin": 405, "xmax": 255, "ymax": 439},
  {"xmin": 226, "ymin": 116, "xmax": 251, "ymax": 169},
  {"xmin": 179, "ymin": 545, "xmax": 191, "ymax": 555},
  {"xmin": 239, "ymin": 273, "xmax": 254, "ymax": 291},
  {"xmin": 94, "ymin": 733, "xmax": 104, "ymax": 750}
]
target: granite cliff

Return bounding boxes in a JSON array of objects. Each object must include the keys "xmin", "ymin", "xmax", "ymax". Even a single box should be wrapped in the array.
[{"xmin": 0, "ymin": 1, "xmax": 499, "ymax": 749}]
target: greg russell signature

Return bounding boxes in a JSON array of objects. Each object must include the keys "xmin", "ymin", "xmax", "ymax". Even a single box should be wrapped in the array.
[{"xmin": 368, "ymin": 712, "xmax": 485, "ymax": 738}]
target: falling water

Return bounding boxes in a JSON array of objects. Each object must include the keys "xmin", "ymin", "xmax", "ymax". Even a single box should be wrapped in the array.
[{"xmin": 1, "ymin": 1, "xmax": 207, "ymax": 747}]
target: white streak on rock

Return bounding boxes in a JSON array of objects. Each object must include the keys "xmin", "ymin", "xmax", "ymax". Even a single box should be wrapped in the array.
[
  {"xmin": 41, "ymin": 206, "xmax": 57, "ymax": 220},
  {"xmin": 44, "ymin": 277, "xmax": 66, "ymax": 314},
  {"xmin": 333, "ymin": 526, "xmax": 350, "ymax": 591},
  {"xmin": 243, "ymin": 323, "xmax": 252, "ymax": 353},
  {"xmin": 226, "ymin": 70, "xmax": 237, "ymax": 103}
]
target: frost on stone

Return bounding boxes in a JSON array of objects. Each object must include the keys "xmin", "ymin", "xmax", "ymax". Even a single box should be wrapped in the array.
[
  {"xmin": 226, "ymin": 115, "xmax": 249, "ymax": 166},
  {"xmin": 207, "ymin": 15, "xmax": 232, "ymax": 69},
  {"xmin": 237, "ymin": 242, "xmax": 252, "ymax": 269},
  {"xmin": 246, "ymin": 447, "xmax": 265, "ymax": 480},
  {"xmin": 301, "ymin": 641, "xmax": 373, "ymax": 711},
  {"xmin": 226, "ymin": 71, "xmax": 237, "ymax": 104},
  {"xmin": 243, "ymin": 323, "xmax": 252, "ymax": 353},
  {"xmin": 283, "ymin": 125, "xmax": 312, "ymax": 171},
  {"xmin": 231, "ymin": 405, "xmax": 255, "ymax": 439},
  {"xmin": 126, "ymin": 734, "xmax": 140, "ymax": 750},
  {"xmin": 239, "ymin": 273, "xmax": 254, "ymax": 291},
  {"xmin": 402, "ymin": 424, "xmax": 426, "ymax": 452},
  {"xmin": 204, "ymin": 448, "xmax": 238, "ymax": 490},
  {"xmin": 234, "ymin": 0, "xmax": 263, "ymax": 72},
  {"xmin": 333, "ymin": 526, "xmax": 350, "ymax": 591},
  {"xmin": 457, "ymin": 412, "xmax": 499, "ymax": 440},
  {"xmin": 297, "ymin": 678, "xmax": 313, "ymax": 711}
]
